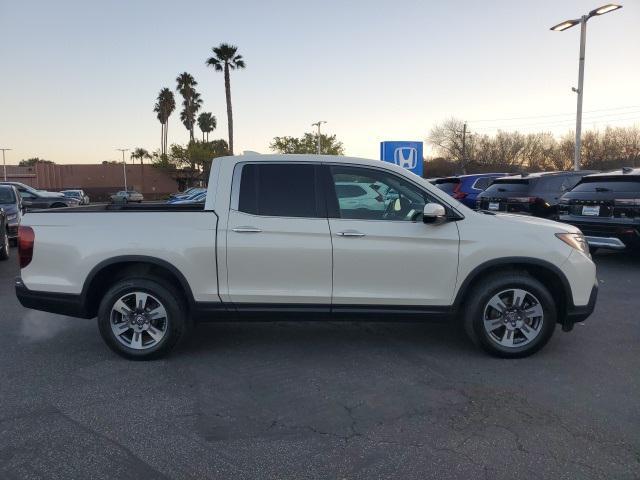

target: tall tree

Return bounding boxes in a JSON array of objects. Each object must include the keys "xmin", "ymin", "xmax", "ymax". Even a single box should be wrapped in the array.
[
  {"xmin": 270, "ymin": 132, "xmax": 345, "ymax": 155},
  {"xmin": 154, "ymin": 88, "xmax": 176, "ymax": 156},
  {"xmin": 130, "ymin": 148, "xmax": 151, "ymax": 166},
  {"xmin": 197, "ymin": 112, "xmax": 217, "ymax": 141},
  {"xmin": 176, "ymin": 72, "xmax": 202, "ymax": 142},
  {"xmin": 206, "ymin": 43, "xmax": 245, "ymax": 155}
]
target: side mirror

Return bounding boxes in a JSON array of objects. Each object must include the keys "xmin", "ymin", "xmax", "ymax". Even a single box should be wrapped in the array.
[{"xmin": 423, "ymin": 203, "xmax": 446, "ymax": 224}]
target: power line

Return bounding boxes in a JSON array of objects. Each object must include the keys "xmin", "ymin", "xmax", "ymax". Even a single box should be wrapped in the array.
[
  {"xmin": 468, "ymin": 105, "xmax": 640, "ymax": 123},
  {"xmin": 470, "ymin": 112, "xmax": 640, "ymax": 131}
]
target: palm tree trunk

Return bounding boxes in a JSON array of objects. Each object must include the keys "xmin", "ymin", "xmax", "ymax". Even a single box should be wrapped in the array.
[
  {"xmin": 224, "ymin": 63, "xmax": 233, "ymax": 155},
  {"xmin": 161, "ymin": 123, "xmax": 164, "ymax": 155},
  {"xmin": 164, "ymin": 121, "xmax": 168, "ymax": 155},
  {"xmin": 202, "ymin": 131, "xmax": 205, "ymax": 142}
]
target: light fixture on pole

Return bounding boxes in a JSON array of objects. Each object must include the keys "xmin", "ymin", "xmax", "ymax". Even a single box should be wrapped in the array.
[
  {"xmin": 550, "ymin": 3, "xmax": 622, "ymax": 171},
  {"xmin": 311, "ymin": 121, "xmax": 327, "ymax": 154},
  {"xmin": 0, "ymin": 148, "xmax": 12, "ymax": 181},
  {"xmin": 116, "ymin": 148, "xmax": 129, "ymax": 191}
]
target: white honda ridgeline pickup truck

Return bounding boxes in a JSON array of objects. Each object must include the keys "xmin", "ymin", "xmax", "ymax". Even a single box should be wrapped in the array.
[{"xmin": 15, "ymin": 154, "xmax": 598, "ymax": 360}]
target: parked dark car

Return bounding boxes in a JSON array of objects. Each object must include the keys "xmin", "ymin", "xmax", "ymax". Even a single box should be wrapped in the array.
[
  {"xmin": 0, "ymin": 181, "xmax": 79, "ymax": 209},
  {"xmin": 476, "ymin": 171, "xmax": 597, "ymax": 219},
  {"xmin": 0, "ymin": 184, "xmax": 22, "ymax": 246},
  {"xmin": 0, "ymin": 208, "xmax": 9, "ymax": 260},
  {"xmin": 558, "ymin": 167, "xmax": 640, "ymax": 251},
  {"xmin": 434, "ymin": 173, "xmax": 509, "ymax": 209}
]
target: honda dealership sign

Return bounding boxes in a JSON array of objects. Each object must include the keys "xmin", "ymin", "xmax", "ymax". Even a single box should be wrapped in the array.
[{"xmin": 380, "ymin": 141, "xmax": 423, "ymax": 177}]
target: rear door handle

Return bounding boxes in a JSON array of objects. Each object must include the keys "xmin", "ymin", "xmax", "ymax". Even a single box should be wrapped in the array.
[
  {"xmin": 232, "ymin": 226, "xmax": 262, "ymax": 233},
  {"xmin": 336, "ymin": 230, "xmax": 365, "ymax": 237}
]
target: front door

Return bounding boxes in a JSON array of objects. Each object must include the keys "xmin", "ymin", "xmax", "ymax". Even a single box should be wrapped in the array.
[
  {"xmin": 226, "ymin": 162, "xmax": 332, "ymax": 307},
  {"xmin": 326, "ymin": 165, "xmax": 460, "ymax": 307}
]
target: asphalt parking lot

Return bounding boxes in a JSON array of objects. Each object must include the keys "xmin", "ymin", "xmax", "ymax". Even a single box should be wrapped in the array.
[{"xmin": 0, "ymin": 251, "xmax": 638, "ymax": 480}]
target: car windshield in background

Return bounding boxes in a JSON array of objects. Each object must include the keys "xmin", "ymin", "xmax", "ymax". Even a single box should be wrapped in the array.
[
  {"xmin": 571, "ymin": 178, "xmax": 640, "ymax": 193},
  {"xmin": 0, "ymin": 188, "xmax": 16, "ymax": 203},
  {"xmin": 63, "ymin": 191, "xmax": 81, "ymax": 198},
  {"xmin": 483, "ymin": 179, "xmax": 530, "ymax": 194},
  {"xmin": 434, "ymin": 179, "xmax": 459, "ymax": 194}
]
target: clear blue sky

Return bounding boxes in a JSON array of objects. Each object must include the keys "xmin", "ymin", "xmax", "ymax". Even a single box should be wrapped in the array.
[{"xmin": 1, "ymin": 0, "xmax": 638, "ymax": 163}]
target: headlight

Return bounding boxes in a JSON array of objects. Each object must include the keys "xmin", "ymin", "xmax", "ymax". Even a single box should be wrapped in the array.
[
  {"xmin": 555, "ymin": 232, "xmax": 589, "ymax": 255},
  {"xmin": 6, "ymin": 214, "xmax": 17, "ymax": 221}
]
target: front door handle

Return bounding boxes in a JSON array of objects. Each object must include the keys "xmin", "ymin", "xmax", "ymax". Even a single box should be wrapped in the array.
[
  {"xmin": 232, "ymin": 226, "xmax": 262, "ymax": 233},
  {"xmin": 336, "ymin": 230, "xmax": 365, "ymax": 237}
]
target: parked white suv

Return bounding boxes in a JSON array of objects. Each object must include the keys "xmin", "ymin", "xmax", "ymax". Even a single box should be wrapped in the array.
[{"xmin": 16, "ymin": 154, "xmax": 597, "ymax": 359}]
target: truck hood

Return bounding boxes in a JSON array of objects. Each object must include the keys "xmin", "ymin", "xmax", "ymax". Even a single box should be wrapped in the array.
[{"xmin": 492, "ymin": 212, "xmax": 580, "ymax": 234}]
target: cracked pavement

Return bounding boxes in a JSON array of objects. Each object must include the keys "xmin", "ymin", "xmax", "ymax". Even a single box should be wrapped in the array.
[{"xmin": 0, "ymin": 251, "xmax": 638, "ymax": 479}]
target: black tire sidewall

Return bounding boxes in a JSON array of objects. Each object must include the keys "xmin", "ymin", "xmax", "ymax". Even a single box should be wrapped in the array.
[
  {"xmin": 97, "ymin": 278, "xmax": 187, "ymax": 360},
  {"xmin": 0, "ymin": 230, "xmax": 9, "ymax": 260},
  {"xmin": 464, "ymin": 273, "xmax": 557, "ymax": 358}
]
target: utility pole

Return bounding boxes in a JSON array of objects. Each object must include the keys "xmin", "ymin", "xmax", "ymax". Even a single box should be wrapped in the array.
[
  {"xmin": 311, "ymin": 121, "xmax": 326, "ymax": 154},
  {"xmin": 0, "ymin": 148, "xmax": 11, "ymax": 181},
  {"xmin": 461, "ymin": 122, "xmax": 467, "ymax": 175},
  {"xmin": 116, "ymin": 149, "xmax": 129, "ymax": 191}
]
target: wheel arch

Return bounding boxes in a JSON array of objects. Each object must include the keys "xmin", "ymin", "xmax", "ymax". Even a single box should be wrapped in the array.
[
  {"xmin": 453, "ymin": 257, "xmax": 572, "ymax": 323},
  {"xmin": 81, "ymin": 255, "xmax": 196, "ymax": 318}
]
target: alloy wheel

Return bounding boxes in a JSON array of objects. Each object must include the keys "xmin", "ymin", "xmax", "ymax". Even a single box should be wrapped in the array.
[
  {"xmin": 110, "ymin": 291, "xmax": 168, "ymax": 350},
  {"xmin": 482, "ymin": 288, "xmax": 544, "ymax": 348}
]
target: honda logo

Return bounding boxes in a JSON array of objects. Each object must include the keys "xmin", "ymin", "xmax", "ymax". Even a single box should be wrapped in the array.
[{"xmin": 393, "ymin": 147, "xmax": 418, "ymax": 170}]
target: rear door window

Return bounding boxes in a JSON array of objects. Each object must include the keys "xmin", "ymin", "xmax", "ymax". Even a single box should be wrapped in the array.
[
  {"xmin": 472, "ymin": 177, "xmax": 493, "ymax": 190},
  {"xmin": 237, "ymin": 163, "xmax": 320, "ymax": 218}
]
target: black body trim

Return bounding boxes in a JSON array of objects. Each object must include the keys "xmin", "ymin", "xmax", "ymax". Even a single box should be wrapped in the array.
[
  {"xmin": 15, "ymin": 278, "xmax": 92, "ymax": 318},
  {"xmin": 564, "ymin": 283, "xmax": 598, "ymax": 329}
]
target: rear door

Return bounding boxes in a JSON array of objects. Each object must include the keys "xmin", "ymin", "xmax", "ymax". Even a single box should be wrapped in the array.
[
  {"xmin": 226, "ymin": 162, "xmax": 333, "ymax": 307},
  {"xmin": 326, "ymin": 164, "xmax": 460, "ymax": 306}
]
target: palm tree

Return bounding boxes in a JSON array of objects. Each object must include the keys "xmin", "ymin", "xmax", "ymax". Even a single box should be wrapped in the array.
[
  {"xmin": 153, "ymin": 88, "xmax": 175, "ymax": 156},
  {"xmin": 176, "ymin": 72, "xmax": 202, "ymax": 141},
  {"xmin": 130, "ymin": 148, "xmax": 152, "ymax": 194},
  {"xmin": 206, "ymin": 43, "xmax": 245, "ymax": 155},
  {"xmin": 197, "ymin": 112, "xmax": 217, "ymax": 142}
]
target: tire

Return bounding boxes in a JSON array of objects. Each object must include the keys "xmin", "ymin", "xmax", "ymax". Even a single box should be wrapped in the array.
[
  {"xmin": 463, "ymin": 271, "xmax": 556, "ymax": 358},
  {"xmin": 0, "ymin": 229, "xmax": 9, "ymax": 261},
  {"xmin": 97, "ymin": 277, "xmax": 191, "ymax": 360}
]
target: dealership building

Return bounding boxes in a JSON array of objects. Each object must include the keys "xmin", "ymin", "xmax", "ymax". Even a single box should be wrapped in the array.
[{"xmin": 3, "ymin": 162, "xmax": 178, "ymax": 201}]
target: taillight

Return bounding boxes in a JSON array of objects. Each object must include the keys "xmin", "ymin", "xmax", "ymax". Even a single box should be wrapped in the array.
[
  {"xmin": 18, "ymin": 226, "xmax": 34, "ymax": 268},
  {"xmin": 453, "ymin": 183, "xmax": 467, "ymax": 200}
]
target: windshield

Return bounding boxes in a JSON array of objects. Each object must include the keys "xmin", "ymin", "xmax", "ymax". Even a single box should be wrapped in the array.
[
  {"xmin": 0, "ymin": 187, "xmax": 16, "ymax": 204},
  {"xmin": 63, "ymin": 191, "xmax": 81, "ymax": 198}
]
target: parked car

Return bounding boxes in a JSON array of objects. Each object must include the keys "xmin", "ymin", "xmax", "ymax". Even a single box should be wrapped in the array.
[
  {"xmin": 334, "ymin": 181, "xmax": 388, "ymax": 215},
  {"xmin": 558, "ymin": 167, "xmax": 640, "ymax": 252},
  {"xmin": 168, "ymin": 191, "xmax": 206, "ymax": 205},
  {"xmin": 15, "ymin": 154, "xmax": 597, "ymax": 360},
  {"xmin": 476, "ymin": 171, "xmax": 597, "ymax": 219},
  {"xmin": 169, "ymin": 187, "xmax": 200, "ymax": 199},
  {"xmin": 0, "ymin": 184, "xmax": 22, "ymax": 246},
  {"xmin": 61, "ymin": 189, "xmax": 90, "ymax": 205},
  {"xmin": 166, "ymin": 188, "xmax": 206, "ymax": 204},
  {"xmin": 0, "ymin": 181, "xmax": 79, "ymax": 209},
  {"xmin": 111, "ymin": 190, "xmax": 143, "ymax": 203},
  {"xmin": 0, "ymin": 208, "xmax": 9, "ymax": 260},
  {"xmin": 434, "ymin": 173, "xmax": 509, "ymax": 209}
]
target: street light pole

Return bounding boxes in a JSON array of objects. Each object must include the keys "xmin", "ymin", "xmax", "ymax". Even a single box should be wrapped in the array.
[
  {"xmin": 311, "ymin": 121, "xmax": 327, "ymax": 154},
  {"xmin": 0, "ymin": 148, "xmax": 11, "ymax": 181},
  {"xmin": 574, "ymin": 17, "xmax": 587, "ymax": 172},
  {"xmin": 116, "ymin": 148, "xmax": 129, "ymax": 191},
  {"xmin": 550, "ymin": 3, "xmax": 622, "ymax": 171}
]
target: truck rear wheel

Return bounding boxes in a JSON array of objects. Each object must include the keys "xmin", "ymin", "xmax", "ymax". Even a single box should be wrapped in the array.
[
  {"xmin": 97, "ymin": 277, "xmax": 190, "ymax": 360},
  {"xmin": 463, "ymin": 271, "xmax": 556, "ymax": 358}
]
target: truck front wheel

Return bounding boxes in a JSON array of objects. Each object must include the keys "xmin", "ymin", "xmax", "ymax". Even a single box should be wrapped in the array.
[
  {"xmin": 463, "ymin": 271, "xmax": 556, "ymax": 358},
  {"xmin": 97, "ymin": 277, "xmax": 190, "ymax": 360}
]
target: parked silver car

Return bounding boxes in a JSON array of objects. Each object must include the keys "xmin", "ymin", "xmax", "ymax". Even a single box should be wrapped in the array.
[{"xmin": 111, "ymin": 190, "xmax": 143, "ymax": 203}]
